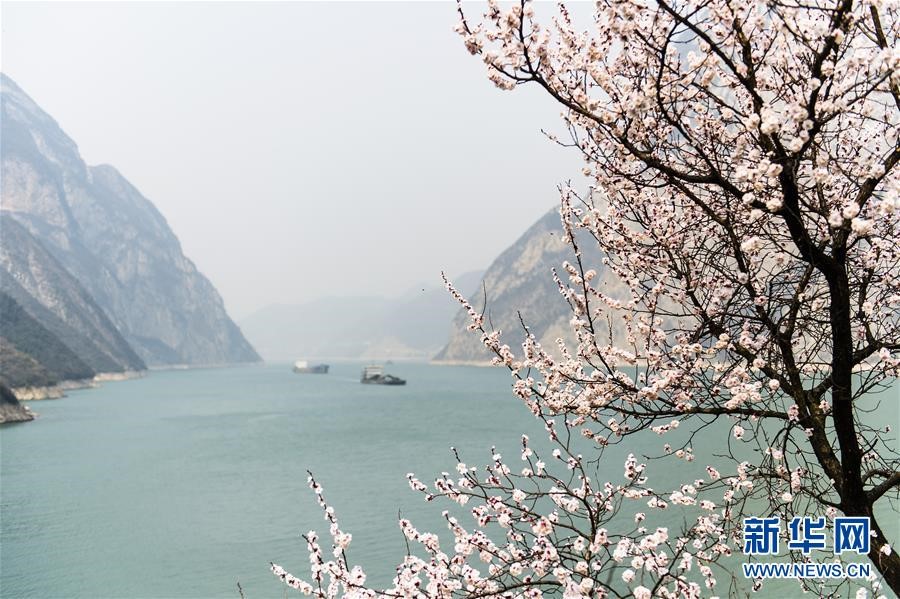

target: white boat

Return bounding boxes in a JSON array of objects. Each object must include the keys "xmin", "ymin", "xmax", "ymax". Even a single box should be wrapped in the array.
[
  {"xmin": 360, "ymin": 365, "xmax": 405, "ymax": 385},
  {"xmin": 293, "ymin": 360, "xmax": 329, "ymax": 374}
]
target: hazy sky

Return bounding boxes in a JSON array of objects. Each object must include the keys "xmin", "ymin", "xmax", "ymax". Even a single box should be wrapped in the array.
[{"xmin": 2, "ymin": 2, "xmax": 582, "ymax": 319}]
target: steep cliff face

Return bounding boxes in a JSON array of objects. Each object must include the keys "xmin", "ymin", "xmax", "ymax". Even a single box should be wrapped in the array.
[
  {"xmin": 435, "ymin": 208, "xmax": 623, "ymax": 364},
  {"xmin": 0, "ymin": 291, "xmax": 95, "ymax": 387},
  {"xmin": 0, "ymin": 215, "xmax": 145, "ymax": 377},
  {"xmin": 0, "ymin": 74, "xmax": 259, "ymax": 366}
]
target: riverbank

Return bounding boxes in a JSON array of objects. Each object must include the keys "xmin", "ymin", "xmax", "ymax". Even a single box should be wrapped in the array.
[
  {"xmin": 429, "ymin": 358, "xmax": 492, "ymax": 367},
  {"xmin": 0, "ymin": 400, "xmax": 34, "ymax": 423},
  {"xmin": 12, "ymin": 370, "xmax": 145, "ymax": 401},
  {"xmin": 0, "ymin": 384, "xmax": 34, "ymax": 423}
]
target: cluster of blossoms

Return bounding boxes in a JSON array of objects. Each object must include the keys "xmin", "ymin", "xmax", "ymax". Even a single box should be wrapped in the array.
[
  {"xmin": 272, "ymin": 0, "xmax": 899, "ymax": 596},
  {"xmin": 273, "ymin": 453, "xmax": 744, "ymax": 598},
  {"xmin": 449, "ymin": 0, "xmax": 899, "ymax": 589}
]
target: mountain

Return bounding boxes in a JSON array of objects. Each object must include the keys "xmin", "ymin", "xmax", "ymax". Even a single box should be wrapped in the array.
[
  {"xmin": 0, "ymin": 74, "xmax": 259, "ymax": 366},
  {"xmin": 435, "ymin": 208, "xmax": 624, "ymax": 364},
  {"xmin": 0, "ymin": 215, "xmax": 145, "ymax": 380},
  {"xmin": 240, "ymin": 271, "xmax": 484, "ymax": 361},
  {"xmin": 0, "ymin": 291, "xmax": 97, "ymax": 388}
]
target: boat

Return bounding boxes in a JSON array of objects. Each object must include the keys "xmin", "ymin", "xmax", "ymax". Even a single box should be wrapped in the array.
[
  {"xmin": 293, "ymin": 360, "xmax": 329, "ymax": 374},
  {"xmin": 360, "ymin": 365, "xmax": 406, "ymax": 385}
]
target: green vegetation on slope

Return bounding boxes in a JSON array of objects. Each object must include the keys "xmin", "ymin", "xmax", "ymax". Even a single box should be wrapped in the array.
[{"xmin": 0, "ymin": 292, "xmax": 94, "ymax": 387}]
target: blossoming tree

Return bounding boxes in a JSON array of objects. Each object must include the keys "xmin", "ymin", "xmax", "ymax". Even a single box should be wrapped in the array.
[{"xmin": 272, "ymin": 0, "xmax": 899, "ymax": 596}]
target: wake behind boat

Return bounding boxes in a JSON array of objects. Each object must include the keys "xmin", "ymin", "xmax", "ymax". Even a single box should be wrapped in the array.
[{"xmin": 360, "ymin": 365, "xmax": 405, "ymax": 385}]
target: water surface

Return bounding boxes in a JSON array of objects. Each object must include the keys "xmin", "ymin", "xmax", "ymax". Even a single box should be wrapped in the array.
[
  {"xmin": 1, "ymin": 363, "xmax": 545, "ymax": 597},
  {"xmin": 2, "ymin": 363, "xmax": 897, "ymax": 598}
]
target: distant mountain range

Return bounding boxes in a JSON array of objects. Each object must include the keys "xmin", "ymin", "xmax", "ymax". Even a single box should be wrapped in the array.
[
  {"xmin": 239, "ymin": 271, "xmax": 484, "ymax": 361},
  {"xmin": 0, "ymin": 73, "xmax": 258, "ymax": 390},
  {"xmin": 242, "ymin": 200, "xmax": 623, "ymax": 366},
  {"xmin": 0, "ymin": 71, "xmax": 621, "ymax": 393}
]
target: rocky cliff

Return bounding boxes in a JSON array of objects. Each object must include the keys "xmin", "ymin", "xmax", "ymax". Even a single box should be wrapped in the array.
[
  {"xmin": 0, "ymin": 215, "xmax": 145, "ymax": 379},
  {"xmin": 0, "ymin": 383, "xmax": 34, "ymax": 424},
  {"xmin": 0, "ymin": 291, "xmax": 95, "ymax": 388},
  {"xmin": 435, "ymin": 208, "xmax": 623, "ymax": 364},
  {"xmin": 0, "ymin": 74, "xmax": 259, "ymax": 366}
]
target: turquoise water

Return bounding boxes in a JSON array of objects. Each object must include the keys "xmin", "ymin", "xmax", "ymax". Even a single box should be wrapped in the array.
[
  {"xmin": 1, "ymin": 363, "xmax": 550, "ymax": 598},
  {"xmin": 1, "ymin": 364, "xmax": 897, "ymax": 598}
]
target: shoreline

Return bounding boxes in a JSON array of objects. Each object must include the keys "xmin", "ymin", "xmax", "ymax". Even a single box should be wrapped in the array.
[
  {"xmin": 255, "ymin": 358, "xmax": 494, "ymax": 366},
  {"xmin": 429, "ymin": 359, "xmax": 493, "ymax": 367},
  {"xmin": 13, "ymin": 361, "xmax": 263, "ymax": 402},
  {"xmin": 11, "ymin": 361, "xmax": 500, "ymax": 403},
  {"xmin": 13, "ymin": 370, "xmax": 145, "ymax": 401},
  {"xmin": 0, "ymin": 399, "xmax": 34, "ymax": 424},
  {"xmin": 146, "ymin": 360, "xmax": 263, "ymax": 372}
]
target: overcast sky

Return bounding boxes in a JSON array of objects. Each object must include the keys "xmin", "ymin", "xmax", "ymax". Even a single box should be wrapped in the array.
[{"xmin": 2, "ymin": 2, "xmax": 582, "ymax": 319}]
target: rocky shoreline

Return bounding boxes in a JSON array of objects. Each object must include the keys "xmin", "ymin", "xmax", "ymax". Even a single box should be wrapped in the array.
[
  {"xmin": 12, "ymin": 370, "xmax": 145, "ymax": 402},
  {"xmin": 0, "ymin": 402, "xmax": 34, "ymax": 423},
  {"xmin": 0, "ymin": 384, "xmax": 35, "ymax": 423},
  {"xmin": 93, "ymin": 370, "xmax": 144, "ymax": 383}
]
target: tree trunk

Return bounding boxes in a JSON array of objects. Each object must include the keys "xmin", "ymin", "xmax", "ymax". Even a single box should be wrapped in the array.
[{"xmin": 827, "ymin": 268, "xmax": 899, "ymax": 593}]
